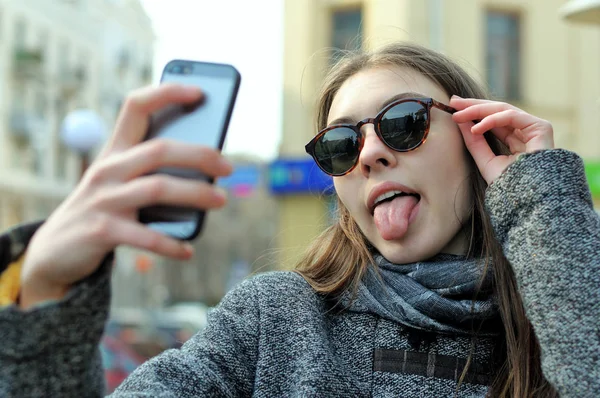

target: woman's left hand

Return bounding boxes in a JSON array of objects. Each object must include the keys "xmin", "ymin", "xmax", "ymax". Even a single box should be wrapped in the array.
[{"xmin": 450, "ymin": 96, "xmax": 554, "ymax": 185}]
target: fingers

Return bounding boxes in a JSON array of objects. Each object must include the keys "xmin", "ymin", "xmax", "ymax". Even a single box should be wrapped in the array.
[
  {"xmin": 452, "ymin": 96, "xmax": 555, "ymax": 185},
  {"xmin": 451, "ymin": 99, "xmax": 517, "ymax": 142},
  {"xmin": 103, "ymin": 84, "xmax": 204, "ymax": 155},
  {"xmin": 450, "ymin": 96, "xmax": 510, "ymax": 110},
  {"xmin": 108, "ymin": 218, "xmax": 195, "ymax": 259},
  {"xmin": 451, "ymin": 97, "xmax": 554, "ymax": 150},
  {"xmin": 468, "ymin": 109, "xmax": 538, "ymax": 136},
  {"xmin": 96, "ymin": 174, "xmax": 228, "ymax": 211},
  {"xmin": 451, "ymin": 100, "xmax": 518, "ymax": 124},
  {"xmin": 504, "ymin": 134, "xmax": 527, "ymax": 154},
  {"xmin": 92, "ymin": 139, "xmax": 233, "ymax": 182},
  {"xmin": 457, "ymin": 122, "xmax": 496, "ymax": 175}
]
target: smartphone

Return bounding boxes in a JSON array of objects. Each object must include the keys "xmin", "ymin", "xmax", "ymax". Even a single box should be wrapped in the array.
[{"xmin": 138, "ymin": 60, "xmax": 241, "ymax": 240}]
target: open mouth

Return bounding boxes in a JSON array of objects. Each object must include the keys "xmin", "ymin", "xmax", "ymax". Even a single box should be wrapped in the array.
[{"xmin": 371, "ymin": 190, "xmax": 421, "ymax": 214}]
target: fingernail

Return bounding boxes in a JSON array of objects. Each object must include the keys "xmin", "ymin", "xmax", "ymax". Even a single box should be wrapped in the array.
[
  {"xmin": 183, "ymin": 243, "xmax": 195, "ymax": 257},
  {"xmin": 214, "ymin": 186, "xmax": 228, "ymax": 201},
  {"xmin": 451, "ymin": 95, "xmax": 462, "ymax": 99},
  {"xmin": 220, "ymin": 157, "xmax": 233, "ymax": 171},
  {"xmin": 185, "ymin": 86, "xmax": 203, "ymax": 96}
]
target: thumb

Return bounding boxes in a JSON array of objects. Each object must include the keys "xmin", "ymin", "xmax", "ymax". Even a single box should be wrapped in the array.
[{"xmin": 457, "ymin": 122, "xmax": 496, "ymax": 183}]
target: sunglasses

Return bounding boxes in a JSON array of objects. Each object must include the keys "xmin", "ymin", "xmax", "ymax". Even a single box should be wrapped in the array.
[{"xmin": 305, "ymin": 97, "xmax": 456, "ymax": 176}]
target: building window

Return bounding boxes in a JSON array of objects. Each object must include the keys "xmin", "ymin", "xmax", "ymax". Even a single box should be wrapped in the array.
[
  {"xmin": 331, "ymin": 8, "xmax": 363, "ymax": 63},
  {"xmin": 486, "ymin": 10, "xmax": 521, "ymax": 100}
]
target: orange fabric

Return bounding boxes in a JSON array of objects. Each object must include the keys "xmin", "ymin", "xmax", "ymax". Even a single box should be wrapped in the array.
[{"xmin": 0, "ymin": 254, "xmax": 23, "ymax": 306}]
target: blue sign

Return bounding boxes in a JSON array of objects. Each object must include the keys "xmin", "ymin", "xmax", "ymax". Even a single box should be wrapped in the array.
[
  {"xmin": 218, "ymin": 165, "xmax": 262, "ymax": 189},
  {"xmin": 268, "ymin": 158, "xmax": 334, "ymax": 195}
]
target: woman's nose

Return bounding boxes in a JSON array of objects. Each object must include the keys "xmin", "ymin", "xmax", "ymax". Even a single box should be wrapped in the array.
[{"xmin": 357, "ymin": 124, "xmax": 398, "ymax": 177}]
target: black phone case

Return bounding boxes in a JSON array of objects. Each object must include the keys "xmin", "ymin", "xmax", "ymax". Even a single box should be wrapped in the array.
[{"xmin": 138, "ymin": 61, "xmax": 241, "ymax": 241}]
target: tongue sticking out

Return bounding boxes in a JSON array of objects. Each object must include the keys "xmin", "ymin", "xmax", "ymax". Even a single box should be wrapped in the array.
[{"xmin": 373, "ymin": 195, "xmax": 419, "ymax": 240}]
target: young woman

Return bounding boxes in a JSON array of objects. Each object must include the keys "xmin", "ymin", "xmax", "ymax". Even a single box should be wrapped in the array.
[{"xmin": 0, "ymin": 43, "xmax": 598, "ymax": 397}]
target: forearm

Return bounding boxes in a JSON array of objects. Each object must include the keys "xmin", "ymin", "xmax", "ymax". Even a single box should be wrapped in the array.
[
  {"xmin": 486, "ymin": 149, "xmax": 600, "ymax": 396},
  {"xmin": 0, "ymin": 262, "xmax": 112, "ymax": 397},
  {"xmin": 110, "ymin": 276, "xmax": 261, "ymax": 397},
  {"xmin": 1, "ymin": 344, "xmax": 106, "ymax": 397}
]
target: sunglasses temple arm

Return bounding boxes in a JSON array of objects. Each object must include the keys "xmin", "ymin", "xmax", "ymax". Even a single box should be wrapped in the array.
[{"xmin": 431, "ymin": 99, "xmax": 457, "ymax": 115}]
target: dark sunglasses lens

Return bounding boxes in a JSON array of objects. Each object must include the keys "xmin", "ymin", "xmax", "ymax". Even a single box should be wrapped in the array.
[
  {"xmin": 380, "ymin": 101, "xmax": 428, "ymax": 150},
  {"xmin": 314, "ymin": 127, "xmax": 360, "ymax": 175}
]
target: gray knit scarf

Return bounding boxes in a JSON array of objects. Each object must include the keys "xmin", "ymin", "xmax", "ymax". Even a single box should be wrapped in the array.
[{"xmin": 343, "ymin": 253, "xmax": 500, "ymax": 336}]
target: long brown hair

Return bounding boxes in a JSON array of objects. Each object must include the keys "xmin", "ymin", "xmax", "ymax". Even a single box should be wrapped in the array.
[{"xmin": 295, "ymin": 42, "xmax": 558, "ymax": 397}]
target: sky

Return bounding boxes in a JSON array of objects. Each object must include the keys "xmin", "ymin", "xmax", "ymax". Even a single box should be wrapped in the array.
[{"xmin": 139, "ymin": 0, "xmax": 284, "ymax": 161}]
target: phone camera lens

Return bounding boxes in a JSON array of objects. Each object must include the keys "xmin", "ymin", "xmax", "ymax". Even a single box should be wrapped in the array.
[{"xmin": 172, "ymin": 65, "xmax": 182, "ymax": 73}]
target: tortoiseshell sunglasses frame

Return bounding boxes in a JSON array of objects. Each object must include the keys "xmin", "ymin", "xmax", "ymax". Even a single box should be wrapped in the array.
[{"xmin": 305, "ymin": 97, "xmax": 456, "ymax": 176}]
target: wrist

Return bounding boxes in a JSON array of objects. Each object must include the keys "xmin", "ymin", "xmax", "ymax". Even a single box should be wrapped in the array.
[{"xmin": 19, "ymin": 276, "xmax": 70, "ymax": 310}]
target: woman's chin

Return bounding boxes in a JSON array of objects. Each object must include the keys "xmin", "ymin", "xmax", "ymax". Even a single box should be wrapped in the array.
[{"xmin": 372, "ymin": 235, "xmax": 452, "ymax": 265}]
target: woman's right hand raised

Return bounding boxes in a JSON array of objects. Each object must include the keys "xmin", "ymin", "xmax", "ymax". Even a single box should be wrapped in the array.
[{"xmin": 19, "ymin": 84, "xmax": 233, "ymax": 310}]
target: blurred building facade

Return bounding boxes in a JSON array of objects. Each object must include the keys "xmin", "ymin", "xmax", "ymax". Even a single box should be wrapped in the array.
[
  {"xmin": 275, "ymin": 0, "xmax": 600, "ymax": 267},
  {"xmin": 0, "ymin": 0, "xmax": 154, "ymax": 229}
]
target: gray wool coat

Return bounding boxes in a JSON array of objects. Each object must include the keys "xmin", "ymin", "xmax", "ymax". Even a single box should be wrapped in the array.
[{"xmin": 0, "ymin": 150, "xmax": 599, "ymax": 397}]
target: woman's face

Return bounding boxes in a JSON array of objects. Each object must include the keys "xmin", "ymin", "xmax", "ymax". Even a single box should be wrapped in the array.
[{"xmin": 331, "ymin": 66, "xmax": 473, "ymax": 264}]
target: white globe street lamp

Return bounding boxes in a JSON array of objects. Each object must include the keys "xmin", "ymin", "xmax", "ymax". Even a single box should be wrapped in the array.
[{"xmin": 60, "ymin": 109, "xmax": 106, "ymax": 178}]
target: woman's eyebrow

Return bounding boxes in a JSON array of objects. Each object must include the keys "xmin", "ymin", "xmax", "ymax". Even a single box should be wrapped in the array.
[
  {"xmin": 327, "ymin": 116, "xmax": 356, "ymax": 126},
  {"xmin": 327, "ymin": 91, "xmax": 429, "ymax": 127},
  {"xmin": 379, "ymin": 92, "xmax": 428, "ymax": 110}
]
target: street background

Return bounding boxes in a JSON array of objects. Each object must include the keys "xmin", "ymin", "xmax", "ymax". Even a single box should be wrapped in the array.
[{"xmin": 0, "ymin": 0, "xmax": 598, "ymax": 393}]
